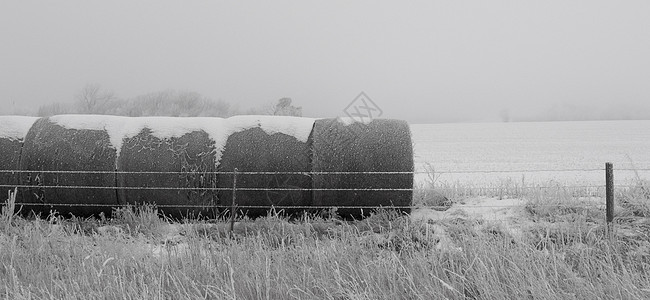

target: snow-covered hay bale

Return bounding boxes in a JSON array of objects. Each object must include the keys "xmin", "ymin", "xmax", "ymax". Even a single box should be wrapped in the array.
[
  {"xmin": 217, "ymin": 116, "xmax": 315, "ymax": 217},
  {"xmin": 116, "ymin": 117, "xmax": 224, "ymax": 218},
  {"xmin": 0, "ymin": 116, "xmax": 39, "ymax": 201},
  {"xmin": 20, "ymin": 116, "xmax": 123, "ymax": 216},
  {"xmin": 311, "ymin": 118, "xmax": 414, "ymax": 217}
]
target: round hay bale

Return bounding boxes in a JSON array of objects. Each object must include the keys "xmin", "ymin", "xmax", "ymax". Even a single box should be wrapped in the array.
[
  {"xmin": 19, "ymin": 116, "xmax": 122, "ymax": 216},
  {"xmin": 0, "ymin": 116, "xmax": 39, "ymax": 204},
  {"xmin": 116, "ymin": 118, "xmax": 222, "ymax": 218},
  {"xmin": 217, "ymin": 116, "xmax": 314, "ymax": 217},
  {"xmin": 311, "ymin": 118, "xmax": 414, "ymax": 217}
]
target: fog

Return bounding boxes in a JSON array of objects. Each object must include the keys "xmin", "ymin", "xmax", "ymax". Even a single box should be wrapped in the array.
[{"xmin": 1, "ymin": 1, "xmax": 649, "ymax": 123}]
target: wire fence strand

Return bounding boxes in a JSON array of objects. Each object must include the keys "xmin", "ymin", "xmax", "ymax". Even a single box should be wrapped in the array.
[
  {"xmin": 2, "ymin": 167, "xmax": 649, "ymax": 175},
  {"xmin": 0, "ymin": 184, "xmax": 625, "ymax": 192},
  {"xmin": 8, "ymin": 203, "xmax": 608, "ymax": 209},
  {"xmin": 1, "ymin": 168, "xmax": 648, "ymax": 211}
]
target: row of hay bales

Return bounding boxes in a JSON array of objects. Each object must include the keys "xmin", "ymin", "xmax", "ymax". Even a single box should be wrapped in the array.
[{"xmin": 0, "ymin": 115, "xmax": 413, "ymax": 218}]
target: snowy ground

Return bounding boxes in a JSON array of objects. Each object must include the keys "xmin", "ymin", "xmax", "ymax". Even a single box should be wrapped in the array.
[
  {"xmin": 411, "ymin": 120, "xmax": 650, "ymax": 186},
  {"xmin": 411, "ymin": 197, "xmax": 527, "ymax": 224}
]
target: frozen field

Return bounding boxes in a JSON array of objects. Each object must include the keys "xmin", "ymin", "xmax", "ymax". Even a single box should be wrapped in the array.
[{"xmin": 411, "ymin": 120, "xmax": 650, "ymax": 186}]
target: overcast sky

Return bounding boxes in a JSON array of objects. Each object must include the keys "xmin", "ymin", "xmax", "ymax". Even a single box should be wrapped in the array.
[{"xmin": 1, "ymin": 1, "xmax": 649, "ymax": 123}]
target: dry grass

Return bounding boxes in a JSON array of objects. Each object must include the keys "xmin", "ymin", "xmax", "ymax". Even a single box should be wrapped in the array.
[
  {"xmin": 0, "ymin": 188, "xmax": 18, "ymax": 231},
  {"xmin": 1, "ymin": 178, "xmax": 649, "ymax": 299}
]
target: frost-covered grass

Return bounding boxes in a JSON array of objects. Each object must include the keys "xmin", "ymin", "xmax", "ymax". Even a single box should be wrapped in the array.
[
  {"xmin": 414, "ymin": 178, "xmax": 610, "ymax": 208},
  {"xmin": 1, "ymin": 180, "xmax": 650, "ymax": 299}
]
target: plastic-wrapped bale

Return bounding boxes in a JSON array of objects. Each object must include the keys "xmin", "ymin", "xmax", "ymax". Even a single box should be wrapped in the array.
[
  {"xmin": 311, "ymin": 118, "xmax": 414, "ymax": 217},
  {"xmin": 19, "ymin": 115, "xmax": 124, "ymax": 216},
  {"xmin": 116, "ymin": 117, "xmax": 224, "ymax": 218},
  {"xmin": 217, "ymin": 116, "xmax": 315, "ymax": 217},
  {"xmin": 0, "ymin": 116, "xmax": 39, "ymax": 203}
]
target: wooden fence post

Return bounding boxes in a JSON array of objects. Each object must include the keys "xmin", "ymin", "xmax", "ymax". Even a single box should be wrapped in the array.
[
  {"xmin": 229, "ymin": 168, "xmax": 238, "ymax": 234},
  {"xmin": 605, "ymin": 162, "xmax": 614, "ymax": 237}
]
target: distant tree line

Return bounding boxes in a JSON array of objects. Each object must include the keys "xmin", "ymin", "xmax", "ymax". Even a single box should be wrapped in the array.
[
  {"xmin": 505, "ymin": 102, "xmax": 650, "ymax": 122},
  {"xmin": 37, "ymin": 84, "xmax": 302, "ymax": 118}
]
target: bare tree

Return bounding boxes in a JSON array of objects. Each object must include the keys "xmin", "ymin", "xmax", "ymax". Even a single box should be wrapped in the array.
[
  {"xmin": 127, "ymin": 90, "xmax": 232, "ymax": 117},
  {"xmin": 76, "ymin": 83, "xmax": 115, "ymax": 114},
  {"xmin": 273, "ymin": 97, "xmax": 302, "ymax": 117}
]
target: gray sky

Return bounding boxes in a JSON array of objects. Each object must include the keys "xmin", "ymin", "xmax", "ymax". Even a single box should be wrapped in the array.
[{"xmin": 1, "ymin": 1, "xmax": 649, "ymax": 123}]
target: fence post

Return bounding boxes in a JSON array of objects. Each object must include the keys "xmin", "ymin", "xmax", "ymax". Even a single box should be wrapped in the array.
[
  {"xmin": 605, "ymin": 162, "xmax": 614, "ymax": 237},
  {"xmin": 229, "ymin": 168, "xmax": 238, "ymax": 234}
]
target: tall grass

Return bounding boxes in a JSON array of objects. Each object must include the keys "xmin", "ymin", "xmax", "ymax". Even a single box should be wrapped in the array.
[
  {"xmin": 0, "ymin": 188, "xmax": 17, "ymax": 231},
  {"xmin": 1, "ymin": 177, "xmax": 649, "ymax": 299}
]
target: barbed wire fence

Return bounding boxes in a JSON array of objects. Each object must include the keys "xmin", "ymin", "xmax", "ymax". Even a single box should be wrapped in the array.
[{"xmin": 1, "ymin": 163, "xmax": 649, "ymax": 233}]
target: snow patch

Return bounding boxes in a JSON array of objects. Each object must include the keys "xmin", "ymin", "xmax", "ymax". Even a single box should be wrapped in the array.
[
  {"xmin": 49, "ymin": 115, "xmax": 228, "ymax": 159},
  {"xmin": 411, "ymin": 197, "xmax": 527, "ymax": 223},
  {"xmin": 124, "ymin": 117, "xmax": 230, "ymax": 162},
  {"xmin": 0, "ymin": 116, "xmax": 39, "ymax": 141},
  {"xmin": 411, "ymin": 197, "xmax": 530, "ymax": 247},
  {"xmin": 49, "ymin": 114, "xmax": 316, "ymax": 164},
  {"xmin": 49, "ymin": 115, "xmax": 131, "ymax": 156},
  {"xmin": 219, "ymin": 115, "xmax": 314, "ymax": 162}
]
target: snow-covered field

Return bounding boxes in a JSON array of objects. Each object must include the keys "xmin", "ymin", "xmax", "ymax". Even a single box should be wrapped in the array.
[{"xmin": 411, "ymin": 120, "xmax": 650, "ymax": 186}]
